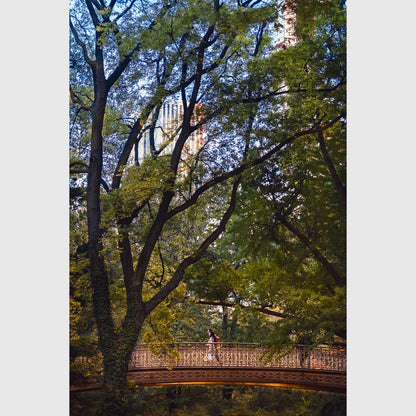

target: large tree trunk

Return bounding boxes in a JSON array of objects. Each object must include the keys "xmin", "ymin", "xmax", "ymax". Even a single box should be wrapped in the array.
[
  {"xmin": 96, "ymin": 303, "xmax": 147, "ymax": 415},
  {"xmin": 87, "ymin": 88, "xmax": 118, "ymax": 361},
  {"xmin": 85, "ymin": 57, "xmax": 139, "ymax": 414}
]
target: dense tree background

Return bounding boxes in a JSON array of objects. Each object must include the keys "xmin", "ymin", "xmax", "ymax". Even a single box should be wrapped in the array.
[
  {"xmin": 69, "ymin": 0, "xmax": 346, "ymax": 414},
  {"xmin": 71, "ymin": 385, "xmax": 346, "ymax": 416}
]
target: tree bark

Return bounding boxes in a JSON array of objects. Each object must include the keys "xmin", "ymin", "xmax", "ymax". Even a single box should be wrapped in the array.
[
  {"xmin": 277, "ymin": 214, "xmax": 345, "ymax": 287},
  {"xmin": 317, "ymin": 130, "xmax": 346, "ymax": 205}
]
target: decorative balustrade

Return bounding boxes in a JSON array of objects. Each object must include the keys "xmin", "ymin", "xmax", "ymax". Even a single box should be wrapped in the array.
[{"xmin": 129, "ymin": 343, "xmax": 346, "ymax": 372}]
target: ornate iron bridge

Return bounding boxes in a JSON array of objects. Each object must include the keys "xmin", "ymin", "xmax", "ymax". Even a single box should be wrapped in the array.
[{"xmin": 71, "ymin": 343, "xmax": 346, "ymax": 394}]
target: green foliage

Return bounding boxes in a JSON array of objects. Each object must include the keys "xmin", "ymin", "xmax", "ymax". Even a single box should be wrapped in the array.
[
  {"xmin": 70, "ymin": 267, "xmax": 102, "ymax": 380},
  {"xmin": 102, "ymin": 158, "xmax": 174, "ymax": 224},
  {"xmin": 69, "ymin": 0, "xmax": 346, "ymax": 412},
  {"xmin": 185, "ymin": 249, "xmax": 240, "ymax": 302},
  {"xmin": 114, "ymin": 385, "xmax": 346, "ymax": 416},
  {"xmin": 141, "ymin": 284, "xmax": 187, "ymax": 345},
  {"xmin": 221, "ymin": 148, "xmax": 346, "ymax": 349}
]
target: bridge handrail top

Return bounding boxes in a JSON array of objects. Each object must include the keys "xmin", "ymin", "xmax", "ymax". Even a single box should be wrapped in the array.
[
  {"xmin": 135, "ymin": 342, "xmax": 260, "ymax": 346},
  {"xmin": 134, "ymin": 342, "xmax": 345, "ymax": 349}
]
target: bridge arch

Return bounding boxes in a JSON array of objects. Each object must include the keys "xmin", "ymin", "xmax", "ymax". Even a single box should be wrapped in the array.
[{"xmin": 71, "ymin": 343, "xmax": 346, "ymax": 394}]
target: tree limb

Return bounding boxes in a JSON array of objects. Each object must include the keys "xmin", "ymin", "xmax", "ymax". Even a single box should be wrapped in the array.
[
  {"xmin": 70, "ymin": 161, "xmax": 110, "ymax": 193},
  {"xmin": 70, "ymin": 161, "xmax": 89, "ymax": 172},
  {"xmin": 276, "ymin": 214, "xmax": 345, "ymax": 287},
  {"xmin": 84, "ymin": 0, "xmax": 101, "ymax": 27},
  {"xmin": 70, "ymin": 87, "xmax": 92, "ymax": 111},
  {"xmin": 195, "ymin": 300, "xmax": 287, "ymax": 319},
  {"xmin": 69, "ymin": 19, "xmax": 95, "ymax": 67},
  {"xmin": 241, "ymin": 80, "xmax": 345, "ymax": 104},
  {"xmin": 90, "ymin": 0, "xmax": 104, "ymax": 10},
  {"xmin": 170, "ymin": 23, "xmax": 216, "ymax": 172},
  {"xmin": 167, "ymin": 114, "xmax": 344, "ymax": 222},
  {"xmin": 114, "ymin": 0, "xmax": 138, "ymax": 22},
  {"xmin": 317, "ymin": 130, "xmax": 346, "ymax": 205},
  {"xmin": 106, "ymin": 40, "xmax": 142, "ymax": 89},
  {"xmin": 144, "ymin": 178, "xmax": 241, "ymax": 314}
]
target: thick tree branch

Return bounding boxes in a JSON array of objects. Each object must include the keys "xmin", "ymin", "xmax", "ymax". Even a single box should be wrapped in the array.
[
  {"xmin": 90, "ymin": 0, "xmax": 104, "ymax": 10},
  {"xmin": 110, "ymin": 92, "xmax": 165, "ymax": 189},
  {"xmin": 112, "ymin": 39, "xmax": 206, "ymax": 290},
  {"xmin": 171, "ymin": 23, "xmax": 216, "ymax": 172},
  {"xmin": 144, "ymin": 179, "xmax": 241, "ymax": 314},
  {"xmin": 317, "ymin": 130, "xmax": 346, "ymax": 205},
  {"xmin": 111, "ymin": 114, "xmax": 147, "ymax": 190},
  {"xmin": 114, "ymin": 0, "xmax": 138, "ymax": 22},
  {"xmin": 117, "ymin": 116, "xmax": 343, "ymax": 294},
  {"xmin": 167, "ymin": 115, "xmax": 344, "ymax": 222},
  {"xmin": 252, "ymin": 22, "xmax": 266, "ymax": 56},
  {"xmin": 111, "ymin": 30, "xmax": 194, "ymax": 189},
  {"xmin": 108, "ymin": 0, "xmax": 118, "ymax": 10},
  {"xmin": 195, "ymin": 300, "xmax": 287, "ymax": 319},
  {"xmin": 106, "ymin": 40, "xmax": 142, "ymax": 89},
  {"xmin": 70, "ymin": 161, "xmax": 110, "ymax": 193},
  {"xmin": 166, "ymin": 42, "xmax": 231, "ymax": 97},
  {"xmin": 276, "ymin": 214, "xmax": 345, "ymax": 287},
  {"xmin": 112, "ymin": 34, "xmax": 230, "ymax": 187},
  {"xmin": 132, "ymin": 188, "xmax": 175, "ymax": 293},
  {"xmin": 69, "ymin": 19, "xmax": 95, "ymax": 67},
  {"xmin": 108, "ymin": 0, "xmax": 180, "ymax": 89},
  {"xmin": 84, "ymin": 0, "xmax": 101, "ymax": 27}
]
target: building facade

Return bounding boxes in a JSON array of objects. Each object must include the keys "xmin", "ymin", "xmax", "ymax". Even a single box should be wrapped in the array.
[
  {"xmin": 135, "ymin": 101, "xmax": 205, "ymax": 165},
  {"xmin": 283, "ymin": 5, "xmax": 298, "ymax": 47}
]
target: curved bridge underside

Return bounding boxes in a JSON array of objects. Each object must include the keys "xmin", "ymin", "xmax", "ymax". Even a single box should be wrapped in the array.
[
  {"xmin": 128, "ymin": 366, "xmax": 346, "ymax": 394},
  {"xmin": 71, "ymin": 367, "xmax": 346, "ymax": 394},
  {"xmin": 71, "ymin": 343, "xmax": 346, "ymax": 394}
]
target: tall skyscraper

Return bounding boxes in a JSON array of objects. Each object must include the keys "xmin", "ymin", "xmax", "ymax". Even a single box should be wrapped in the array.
[
  {"xmin": 274, "ymin": 2, "xmax": 298, "ymax": 50},
  {"xmin": 283, "ymin": 5, "xmax": 298, "ymax": 47},
  {"xmin": 135, "ymin": 101, "xmax": 205, "ymax": 165}
]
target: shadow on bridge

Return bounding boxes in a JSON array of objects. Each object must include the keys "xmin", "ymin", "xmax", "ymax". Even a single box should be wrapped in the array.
[{"xmin": 71, "ymin": 343, "xmax": 346, "ymax": 394}]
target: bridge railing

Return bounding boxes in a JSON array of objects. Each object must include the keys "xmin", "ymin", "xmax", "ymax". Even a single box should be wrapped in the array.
[{"xmin": 130, "ymin": 343, "xmax": 346, "ymax": 372}]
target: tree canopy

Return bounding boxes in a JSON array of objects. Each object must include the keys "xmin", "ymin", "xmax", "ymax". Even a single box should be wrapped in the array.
[{"xmin": 69, "ymin": 0, "xmax": 346, "ymax": 413}]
